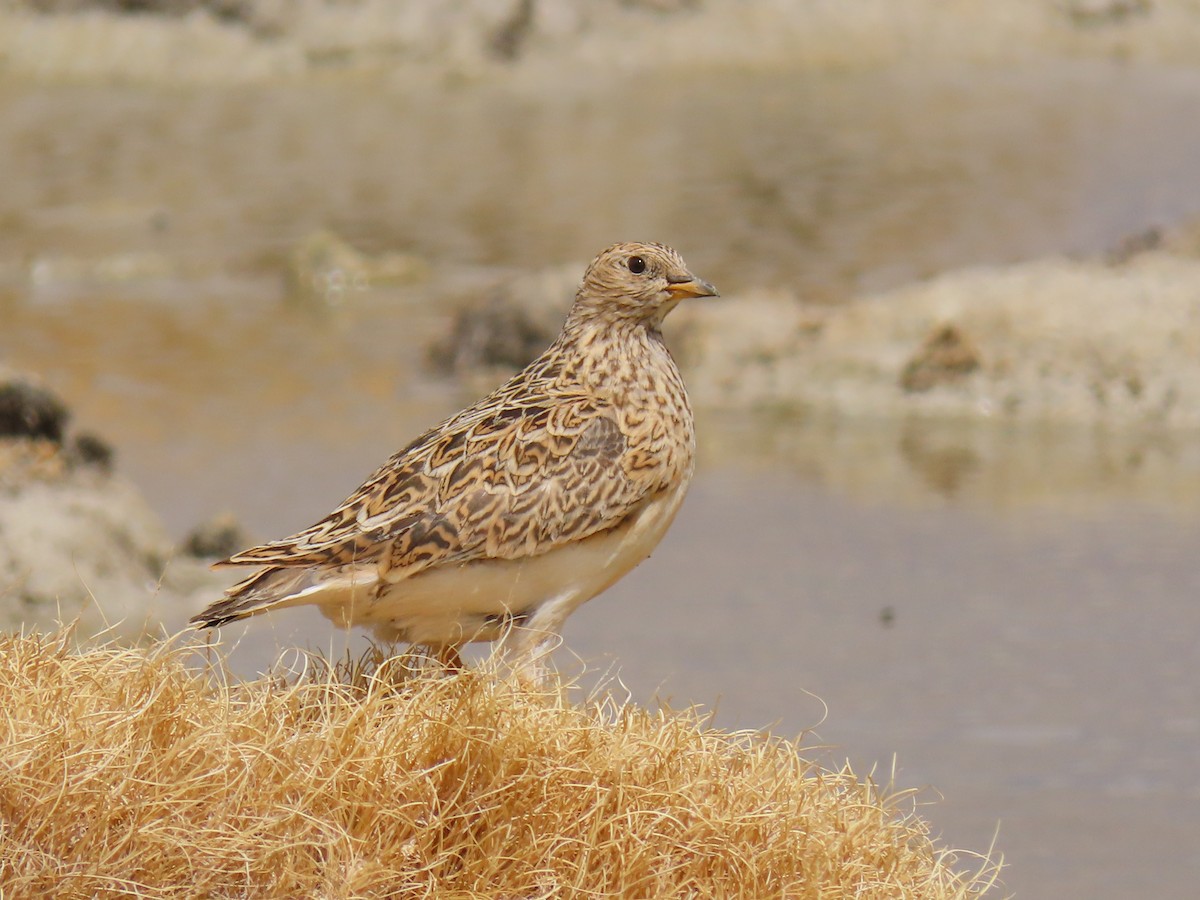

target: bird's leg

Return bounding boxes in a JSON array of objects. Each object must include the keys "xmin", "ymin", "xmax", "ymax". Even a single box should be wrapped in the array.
[
  {"xmin": 512, "ymin": 654, "xmax": 551, "ymax": 691},
  {"xmin": 498, "ymin": 632, "xmax": 556, "ymax": 690}
]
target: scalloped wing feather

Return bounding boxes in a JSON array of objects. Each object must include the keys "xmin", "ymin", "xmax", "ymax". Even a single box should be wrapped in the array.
[{"xmin": 218, "ymin": 393, "xmax": 664, "ymax": 584}]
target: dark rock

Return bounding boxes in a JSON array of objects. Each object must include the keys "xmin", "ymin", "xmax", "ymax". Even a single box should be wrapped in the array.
[
  {"xmin": 1106, "ymin": 226, "xmax": 1163, "ymax": 265},
  {"xmin": 68, "ymin": 432, "xmax": 116, "ymax": 472},
  {"xmin": 899, "ymin": 324, "xmax": 982, "ymax": 393},
  {"xmin": 490, "ymin": 0, "xmax": 536, "ymax": 61},
  {"xmin": 0, "ymin": 380, "xmax": 69, "ymax": 443},
  {"xmin": 182, "ymin": 513, "xmax": 254, "ymax": 560},
  {"xmin": 430, "ymin": 299, "xmax": 557, "ymax": 374},
  {"xmin": 428, "ymin": 265, "xmax": 578, "ymax": 376}
]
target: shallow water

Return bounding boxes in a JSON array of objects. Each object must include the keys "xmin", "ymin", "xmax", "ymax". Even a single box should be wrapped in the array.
[
  {"xmin": 4, "ymin": 60, "xmax": 1200, "ymax": 897},
  {"xmin": 4, "ymin": 60, "xmax": 1200, "ymax": 300}
]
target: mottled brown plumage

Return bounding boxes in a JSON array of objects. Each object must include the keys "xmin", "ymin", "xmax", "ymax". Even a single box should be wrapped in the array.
[{"xmin": 191, "ymin": 242, "xmax": 718, "ymax": 664}]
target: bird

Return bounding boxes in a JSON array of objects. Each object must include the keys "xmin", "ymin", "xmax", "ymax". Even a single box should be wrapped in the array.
[{"xmin": 191, "ymin": 242, "xmax": 718, "ymax": 669}]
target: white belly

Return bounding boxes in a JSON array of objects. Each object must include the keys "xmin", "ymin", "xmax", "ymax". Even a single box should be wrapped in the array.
[{"xmin": 317, "ymin": 481, "xmax": 688, "ymax": 650}]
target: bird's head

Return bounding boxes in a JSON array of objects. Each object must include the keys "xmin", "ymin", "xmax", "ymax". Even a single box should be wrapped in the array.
[{"xmin": 569, "ymin": 241, "xmax": 719, "ymax": 330}]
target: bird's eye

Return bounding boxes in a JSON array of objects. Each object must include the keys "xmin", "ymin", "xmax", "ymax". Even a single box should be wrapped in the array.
[{"xmin": 627, "ymin": 256, "xmax": 646, "ymax": 275}]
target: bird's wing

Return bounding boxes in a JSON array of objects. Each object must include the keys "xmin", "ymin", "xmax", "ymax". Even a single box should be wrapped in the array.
[{"xmin": 219, "ymin": 393, "xmax": 669, "ymax": 582}]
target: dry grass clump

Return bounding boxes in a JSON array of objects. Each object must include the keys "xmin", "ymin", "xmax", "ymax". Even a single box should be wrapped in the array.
[{"xmin": 0, "ymin": 631, "xmax": 999, "ymax": 898}]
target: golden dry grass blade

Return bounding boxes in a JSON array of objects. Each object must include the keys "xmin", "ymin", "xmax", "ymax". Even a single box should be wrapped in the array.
[{"xmin": 0, "ymin": 631, "xmax": 1001, "ymax": 898}]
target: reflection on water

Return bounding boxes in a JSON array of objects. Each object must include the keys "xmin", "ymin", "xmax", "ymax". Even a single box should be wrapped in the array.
[{"xmin": 704, "ymin": 411, "xmax": 1200, "ymax": 517}]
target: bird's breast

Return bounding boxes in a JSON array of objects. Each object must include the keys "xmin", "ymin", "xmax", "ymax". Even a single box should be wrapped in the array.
[{"xmin": 612, "ymin": 360, "xmax": 695, "ymax": 483}]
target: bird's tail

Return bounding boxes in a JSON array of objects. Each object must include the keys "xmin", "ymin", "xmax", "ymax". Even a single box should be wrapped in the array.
[{"xmin": 191, "ymin": 566, "xmax": 346, "ymax": 628}]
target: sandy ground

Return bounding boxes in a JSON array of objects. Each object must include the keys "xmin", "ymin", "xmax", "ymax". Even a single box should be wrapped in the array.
[
  {"xmin": 3, "ymin": 0, "xmax": 1200, "ymax": 85},
  {"xmin": 680, "ymin": 246, "xmax": 1200, "ymax": 428}
]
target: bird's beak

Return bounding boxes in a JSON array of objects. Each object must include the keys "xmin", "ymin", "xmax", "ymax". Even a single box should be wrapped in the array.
[{"xmin": 665, "ymin": 271, "xmax": 720, "ymax": 300}]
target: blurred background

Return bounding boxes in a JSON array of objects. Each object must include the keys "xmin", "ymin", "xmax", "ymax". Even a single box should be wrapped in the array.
[{"xmin": 2, "ymin": 2, "xmax": 1200, "ymax": 896}]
